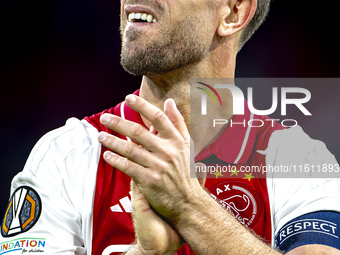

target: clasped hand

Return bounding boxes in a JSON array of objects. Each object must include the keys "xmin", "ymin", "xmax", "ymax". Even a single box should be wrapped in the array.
[{"xmin": 98, "ymin": 94, "xmax": 203, "ymax": 254}]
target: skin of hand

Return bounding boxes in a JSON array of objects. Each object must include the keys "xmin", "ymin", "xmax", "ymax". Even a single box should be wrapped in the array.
[
  {"xmin": 130, "ymin": 179, "xmax": 184, "ymax": 255},
  {"xmin": 130, "ymin": 121, "xmax": 206, "ymax": 255},
  {"xmin": 98, "ymin": 94, "xmax": 193, "ymax": 255},
  {"xmin": 98, "ymin": 94, "xmax": 203, "ymax": 221}
]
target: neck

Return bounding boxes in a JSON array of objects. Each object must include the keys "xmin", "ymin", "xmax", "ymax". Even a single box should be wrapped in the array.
[
  {"xmin": 139, "ymin": 47, "xmax": 237, "ymax": 156},
  {"xmin": 139, "ymin": 76, "xmax": 191, "ymax": 129}
]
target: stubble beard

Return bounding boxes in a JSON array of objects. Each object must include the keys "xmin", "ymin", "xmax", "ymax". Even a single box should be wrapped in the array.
[{"xmin": 120, "ymin": 16, "xmax": 211, "ymax": 77}]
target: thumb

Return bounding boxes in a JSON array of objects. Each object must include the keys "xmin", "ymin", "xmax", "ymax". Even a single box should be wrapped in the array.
[
  {"xmin": 195, "ymin": 162, "xmax": 207, "ymax": 187},
  {"xmin": 131, "ymin": 180, "xmax": 151, "ymax": 215}
]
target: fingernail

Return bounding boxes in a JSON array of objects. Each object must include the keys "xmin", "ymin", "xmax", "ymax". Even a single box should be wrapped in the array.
[
  {"xmin": 103, "ymin": 151, "xmax": 115, "ymax": 160},
  {"xmin": 101, "ymin": 113, "xmax": 111, "ymax": 124},
  {"xmin": 126, "ymin": 94, "xmax": 137, "ymax": 104},
  {"xmin": 98, "ymin": 132, "xmax": 107, "ymax": 142}
]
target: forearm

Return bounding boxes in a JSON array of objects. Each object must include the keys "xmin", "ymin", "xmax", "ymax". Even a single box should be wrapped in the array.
[{"xmin": 173, "ymin": 188, "xmax": 282, "ymax": 255}]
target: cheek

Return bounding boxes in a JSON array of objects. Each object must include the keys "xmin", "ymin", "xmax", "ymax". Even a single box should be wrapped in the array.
[{"xmin": 174, "ymin": 1, "xmax": 220, "ymax": 28}]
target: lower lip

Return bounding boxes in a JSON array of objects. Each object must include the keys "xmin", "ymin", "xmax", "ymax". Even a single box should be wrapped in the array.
[{"xmin": 126, "ymin": 20, "xmax": 157, "ymax": 28}]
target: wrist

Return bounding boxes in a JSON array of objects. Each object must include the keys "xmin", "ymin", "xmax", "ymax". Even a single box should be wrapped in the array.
[
  {"xmin": 171, "ymin": 185, "xmax": 236, "ymax": 241},
  {"xmin": 171, "ymin": 185, "xmax": 214, "ymax": 228}
]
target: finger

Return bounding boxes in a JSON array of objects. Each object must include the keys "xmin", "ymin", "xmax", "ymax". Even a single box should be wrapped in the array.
[
  {"xmin": 164, "ymin": 98, "xmax": 190, "ymax": 146},
  {"xmin": 100, "ymin": 113, "xmax": 160, "ymax": 151},
  {"xmin": 125, "ymin": 94, "xmax": 179, "ymax": 138},
  {"xmin": 149, "ymin": 126, "xmax": 157, "ymax": 135},
  {"xmin": 98, "ymin": 132, "xmax": 155, "ymax": 168},
  {"xmin": 102, "ymin": 150, "xmax": 147, "ymax": 183},
  {"xmin": 194, "ymin": 162, "xmax": 207, "ymax": 187}
]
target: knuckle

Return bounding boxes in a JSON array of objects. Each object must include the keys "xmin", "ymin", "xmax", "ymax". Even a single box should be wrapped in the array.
[
  {"xmin": 148, "ymin": 172, "xmax": 162, "ymax": 186},
  {"xmin": 124, "ymin": 142, "xmax": 135, "ymax": 155},
  {"xmin": 155, "ymin": 161, "xmax": 168, "ymax": 174},
  {"xmin": 139, "ymin": 100, "xmax": 147, "ymax": 110},
  {"xmin": 106, "ymin": 135, "xmax": 117, "ymax": 149},
  {"xmin": 166, "ymin": 148, "xmax": 176, "ymax": 157},
  {"xmin": 153, "ymin": 110, "xmax": 166, "ymax": 122},
  {"xmin": 110, "ymin": 133, "xmax": 117, "ymax": 142},
  {"xmin": 171, "ymin": 118, "xmax": 181, "ymax": 127},
  {"xmin": 113, "ymin": 116, "xmax": 121, "ymax": 127},
  {"xmin": 163, "ymin": 147, "xmax": 176, "ymax": 160},
  {"xmin": 131, "ymin": 124, "xmax": 144, "ymax": 137},
  {"xmin": 110, "ymin": 153, "xmax": 120, "ymax": 166},
  {"xmin": 120, "ymin": 156, "xmax": 130, "ymax": 169}
]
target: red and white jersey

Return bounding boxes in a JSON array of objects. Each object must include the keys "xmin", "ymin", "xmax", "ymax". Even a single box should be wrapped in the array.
[{"xmin": 1, "ymin": 90, "xmax": 339, "ymax": 255}]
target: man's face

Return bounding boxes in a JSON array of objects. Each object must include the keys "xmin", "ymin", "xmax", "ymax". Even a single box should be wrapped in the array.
[{"xmin": 120, "ymin": 0, "xmax": 221, "ymax": 76}]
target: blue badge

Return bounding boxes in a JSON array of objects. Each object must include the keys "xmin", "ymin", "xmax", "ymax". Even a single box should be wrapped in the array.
[{"xmin": 276, "ymin": 211, "xmax": 340, "ymax": 253}]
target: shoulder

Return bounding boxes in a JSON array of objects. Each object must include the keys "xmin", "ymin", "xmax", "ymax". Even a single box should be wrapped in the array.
[
  {"xmin": 20, "ymin": 117, "xmax": 101, "ymax": 178},
  {"xmin": 264, "ymin": 125, "xmax": 337, "ymax": 171},
  {"xmin": 254, "ymin": 115, "xmax": 286, "ymax": 152},
  {"xmin": 2, "ymin": 118, "xmax": 102, "ymax": 252},
  {"xmin": 263, "ymin": 126, "xmax": 340, "ymax": 246},
  {"xmin": 11, "ymin": 116, "xmax": 107, "ymax": 213}
]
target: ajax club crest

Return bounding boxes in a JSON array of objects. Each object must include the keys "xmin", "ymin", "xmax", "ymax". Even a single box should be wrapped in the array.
[{"xmin": 209, "ymin": 181, "xmax": 262, "ymax": 228}]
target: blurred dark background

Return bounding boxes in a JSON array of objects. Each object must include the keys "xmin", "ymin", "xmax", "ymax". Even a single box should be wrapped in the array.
[{"xmin": 0, "ymin": 0, "xmax": 339, "ymax": 214}]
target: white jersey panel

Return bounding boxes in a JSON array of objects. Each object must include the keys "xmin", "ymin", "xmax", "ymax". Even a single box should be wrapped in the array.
[
  {"xmin": 263, "ymin": 126, "xmax": 340, "ymax": 247},
  {"xmin": 0, "ymin": 118, "xmax": 101, "ymax": 254}
]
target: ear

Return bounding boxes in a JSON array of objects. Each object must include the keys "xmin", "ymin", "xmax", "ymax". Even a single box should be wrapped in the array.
[{"xmin": 217, "ymin": 0, "xmax": 257, "ymax": 37}]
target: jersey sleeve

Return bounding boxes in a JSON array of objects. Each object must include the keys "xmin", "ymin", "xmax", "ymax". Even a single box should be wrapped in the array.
[
  {"xmin": 0, "ymin": 118, "xmax": 101, "ymax": 254},
  {"xmin": 262, "ymin": 126, "xmax": 340, "ymax": 250}
]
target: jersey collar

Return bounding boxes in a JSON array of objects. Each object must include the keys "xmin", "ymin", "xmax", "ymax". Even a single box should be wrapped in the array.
[
  {"xmin": 195, "ymin": 99, "xmax": 257, "ymax": 165},
  {"xmin": 114, "ymin": 90, "xmax": 148, "ymax": 131}
]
